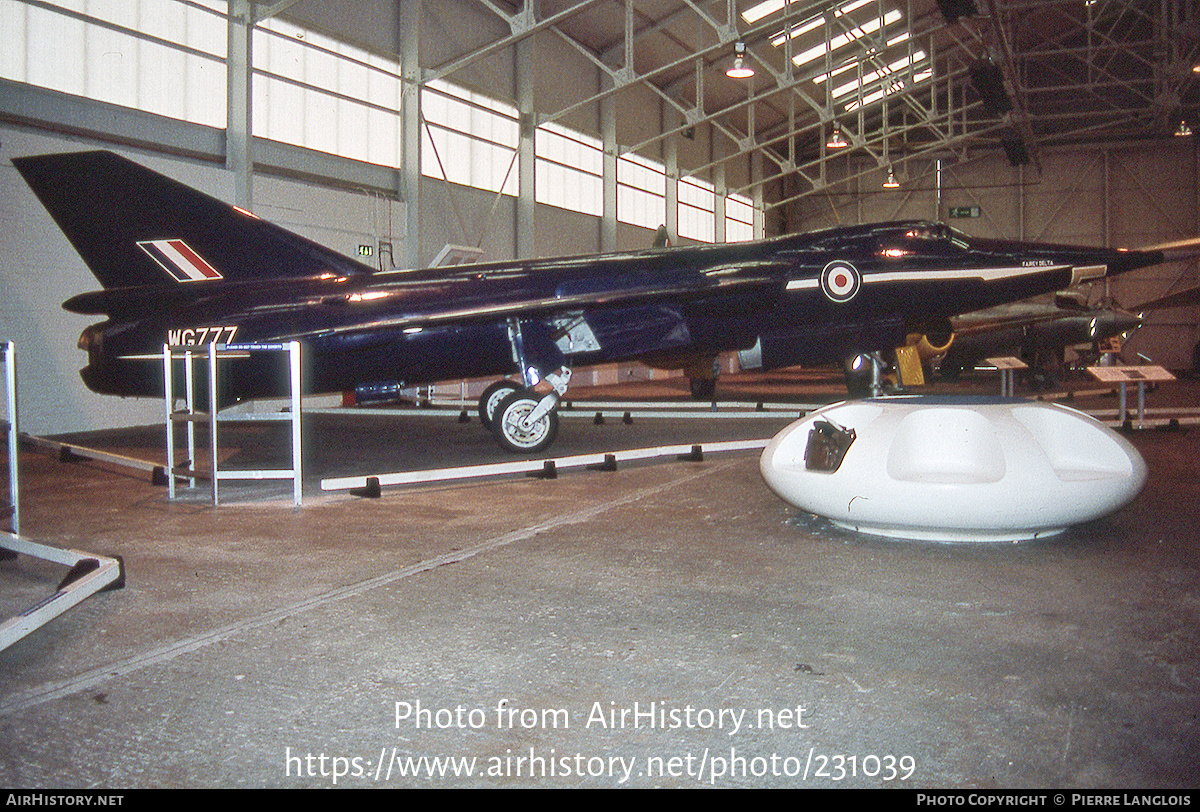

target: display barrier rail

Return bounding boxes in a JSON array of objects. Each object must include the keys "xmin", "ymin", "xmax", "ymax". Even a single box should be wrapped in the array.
[
  {"xmin": 21, "ymin": 434, "xmax": 164, "ymax": 481},
  {"xmin": 164, "ymin": 342, "xmax": 303, "ymax": 507},
  {"xmin": 320, "ymin": 438, "xmax": 772, "ymax": 495},
  {"xmin": 312, "ymin": 399, "xmax": 822, "ymax": 420}
]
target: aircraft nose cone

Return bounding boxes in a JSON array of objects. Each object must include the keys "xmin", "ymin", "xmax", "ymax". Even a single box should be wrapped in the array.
[{"xmin": 1117, "ymin": 311, "xmax": 1142, "ymax": 332}]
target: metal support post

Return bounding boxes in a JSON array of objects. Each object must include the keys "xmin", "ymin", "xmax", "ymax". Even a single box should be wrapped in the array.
[
  {"xmin": 0, "ymin": 340, "xmax": 125, "ymax": 651},
  {"xmin": 2, "ymin": 341, "xmax": 17, "ymax": 535},
  {"xmin": 987, "ymin": 357, "xmax": 1028, "ymax": 398},
  {"xmin": 869, "ymin": 352, "xmax": 885, "ymax": 398},
  {"xmin": 208, "ymin": 344, "xmax": 220, "ymax": 501}
]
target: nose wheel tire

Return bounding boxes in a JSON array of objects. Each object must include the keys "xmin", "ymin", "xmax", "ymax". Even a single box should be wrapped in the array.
[
  {"xmin": 479, "ymin": 380, "xmax": 520, "ymax": 430},
  {"xmin": 492, "ymin": 389, "xmax": 559, "ymax": 453}
]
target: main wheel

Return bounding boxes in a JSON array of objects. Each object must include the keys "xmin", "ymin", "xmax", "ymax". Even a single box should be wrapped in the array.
[
  {"xmin": 492, "ymin": 390, "xmax": 559, "ymax": 453},
  {"xmin": 478, "ymin": 380, "xmax": 520, "ymax": 430}
]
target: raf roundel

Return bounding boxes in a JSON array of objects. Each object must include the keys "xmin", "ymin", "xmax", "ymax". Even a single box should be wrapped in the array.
[{"xmin": 820, "ymin": 260, "xmax": 861, "ymax": 303}]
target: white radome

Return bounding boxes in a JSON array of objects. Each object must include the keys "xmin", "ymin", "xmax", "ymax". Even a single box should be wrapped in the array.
[{"xmin": 760, "ymin": 396, "xmax": 1147, "ymax": 542}]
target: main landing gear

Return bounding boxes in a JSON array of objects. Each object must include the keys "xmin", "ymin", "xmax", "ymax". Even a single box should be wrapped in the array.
[
  {"xmin": 478, "ymin": 318, "xmax": 573, "ymax": 453},
  {"xmin": 478, "ymin": 369, "xmax": 571, "ymax": 453}
]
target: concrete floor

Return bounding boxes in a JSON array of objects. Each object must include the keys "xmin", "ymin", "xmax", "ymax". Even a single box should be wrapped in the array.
[{"xmin": 1, "ymin": 370, "xmax": 1198, "ymax": 788}]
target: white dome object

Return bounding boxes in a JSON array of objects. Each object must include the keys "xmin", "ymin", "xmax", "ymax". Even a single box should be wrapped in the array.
[{"xmin": 760, "ymin": 396, "xmax": 1147, "ymax": 542}]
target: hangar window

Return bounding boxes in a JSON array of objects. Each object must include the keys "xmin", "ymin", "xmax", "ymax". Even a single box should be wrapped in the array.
[
  {"xmin": 1, "ymin": 0, "xmax": 227, "ymax": 128},
  {"xmin": 421, "ymin": 79, "xmax": 519, "ymax": 196},
  {"xmin": 679, "ymin": 175, "xmax": 716, "ymax": 243},
  {"xmin": 1, "ymin": 1, "xmax": 760, "ymax": 244},
  {"xmin": 727, "ymin": 193, "xmax": 755, "ymax": 242},
  {"xmin": 536, "ymin": 122, "xmax": 603, "ymax": 216},
  {"xmin": 254, "ymin": 16, "xmax": 402, "ymax": 168},
  {"xmin": 618, "ymin": 152, "xmax": 667, "ymax": 232}
]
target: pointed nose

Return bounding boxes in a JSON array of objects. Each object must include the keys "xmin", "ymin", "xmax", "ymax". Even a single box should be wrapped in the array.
[{"xmin": 1091, "ymin": 310, "xmax": 1142, "ymax": 339}]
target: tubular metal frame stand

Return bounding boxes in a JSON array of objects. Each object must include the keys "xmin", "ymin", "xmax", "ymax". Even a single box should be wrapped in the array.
[
  {"xmin": 0, "ymin": 533, "xmax": 125, "ymax": 652},
  {"xmin": 2, "ymin": 341, "xmax": 17, "ymax": 535},
  {"xmin": 164, "ymin": 342, "xmax": 303, "ymax": 506},
  {"xmin": 0, "ymin": 341, "xmax": 125, "ymax": 651}
]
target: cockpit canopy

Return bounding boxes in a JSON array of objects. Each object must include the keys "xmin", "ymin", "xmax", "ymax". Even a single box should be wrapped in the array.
[
  {"xmin": 808, "ymin": 221, "xmax": 973, "ymax": 256},
  {"xmin": 876, "ymin": 222, "xmax": 972, "ymax": 258}
]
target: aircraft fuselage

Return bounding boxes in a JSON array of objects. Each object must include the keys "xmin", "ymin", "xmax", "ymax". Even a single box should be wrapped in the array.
[{"xmin": 71, "ymin": 222, "xmax": 1157, "ymax": 404}]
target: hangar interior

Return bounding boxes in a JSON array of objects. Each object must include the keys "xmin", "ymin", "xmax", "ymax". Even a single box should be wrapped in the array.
[
  {"xmin": 1, "ymin": 0, "xmax": 1199, "ymax": 789},
  {"xmin": 2, "ymin": 0, "xmax": 1198, "ymax": 434}
]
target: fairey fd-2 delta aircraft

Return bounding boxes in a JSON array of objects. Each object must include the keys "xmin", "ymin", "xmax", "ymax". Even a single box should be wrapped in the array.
[{"xmin": 13, "ymin": 150, "xmax": 1178, "ymax": 453}]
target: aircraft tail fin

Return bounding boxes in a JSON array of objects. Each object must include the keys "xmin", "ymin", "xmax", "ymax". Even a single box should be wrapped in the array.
[{"xmin": 13, "ymin": 150, "xmax": 372, "ymax": 291}]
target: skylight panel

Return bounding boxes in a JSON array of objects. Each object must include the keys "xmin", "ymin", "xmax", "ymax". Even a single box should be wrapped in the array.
[
  {"xmin": 790, "ymin": 8, "xmax": 903, "ymax": 69},
  {"xmin": 828, "ymin": 50, "xmax": 927, "ymax": 99},
  {"xmin": 768, "ymin": 0, "xmax": 876, "ymax": 47},
  {"xmin": 843, "ymin": 68, "xmax": 933, "ymax": 111},
  {"xmin": 741, "ymin": 0, "xmax": 786, "ymax": 25},
  {"xmin": 812, "ymin": 30, "xmax": 912, "ymax": 85}
]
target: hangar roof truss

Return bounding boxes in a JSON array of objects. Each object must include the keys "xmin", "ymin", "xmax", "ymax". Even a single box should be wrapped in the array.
[{"xmin": 410, "ymin": 0, "xmax": 1198, "ymax": 205}]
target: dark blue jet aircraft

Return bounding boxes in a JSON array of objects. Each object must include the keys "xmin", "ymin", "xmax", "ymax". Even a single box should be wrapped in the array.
[{"xmin": 14, "ymin": 150, "xmax": 1169, "ymax": 453}]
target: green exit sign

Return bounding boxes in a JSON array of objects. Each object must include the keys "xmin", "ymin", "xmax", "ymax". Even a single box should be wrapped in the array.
[
  {"xmin": 948, "ymin": 206, "xmax": 981, "ymax": 218},
  {"xmin": 358, "ymin": 244, "xmax": 374, "ymax": 257}
]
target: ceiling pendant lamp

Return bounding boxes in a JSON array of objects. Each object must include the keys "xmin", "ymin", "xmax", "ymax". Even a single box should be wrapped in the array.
[
  {"xmin": 726, "ymin": 41, "xmax": 755, "ymax": 79},
  {"xmin": 826, "ymin": 124, "xmax": 849, "ymax": 149}
]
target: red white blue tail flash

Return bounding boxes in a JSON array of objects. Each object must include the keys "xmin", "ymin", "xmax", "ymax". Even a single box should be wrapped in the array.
[{"xmin": 137, "ymin": 239, "xmax": 223, "ymax": 282}]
